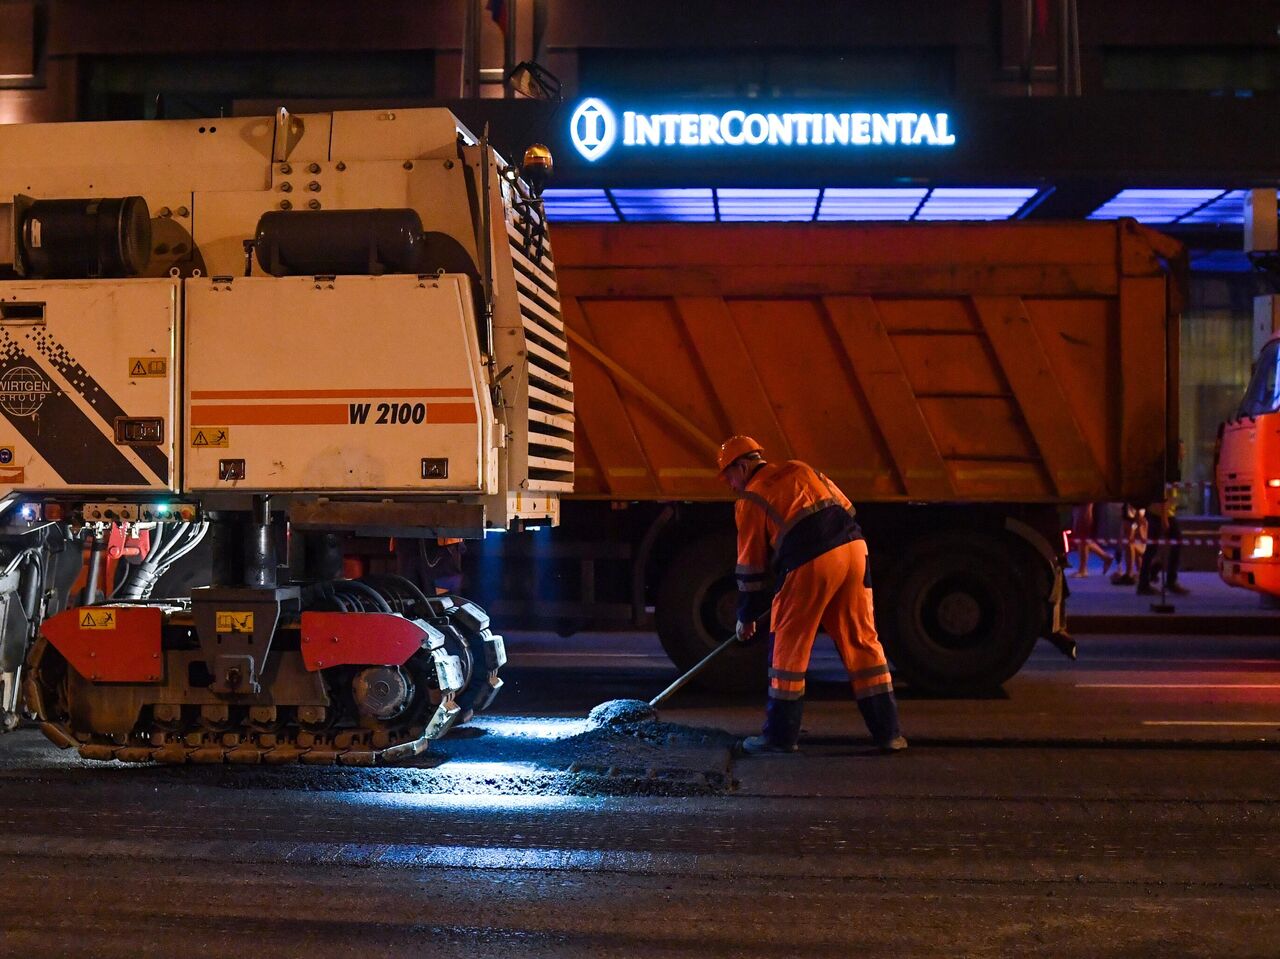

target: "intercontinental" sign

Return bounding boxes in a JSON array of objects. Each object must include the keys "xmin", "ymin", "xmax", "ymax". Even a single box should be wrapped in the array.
[{"xmin": 569, "ymin": 98, "xmax": 956, "ymax": 162}]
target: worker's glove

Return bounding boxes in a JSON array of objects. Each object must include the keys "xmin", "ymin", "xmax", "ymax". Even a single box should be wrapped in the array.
[{"xmin": 735, "ymin": 619, "xmax": 758, "ymax": 644}]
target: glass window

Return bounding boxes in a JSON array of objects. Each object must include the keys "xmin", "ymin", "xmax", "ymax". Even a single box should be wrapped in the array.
[
  {"xmin": 1238, "ymin": 338, "xmax": 1280, "ymax": 419},
  {"xmin": 1104, "ymin": 48, "xmax": 1280, "ymax": 94},
  {"xmin": 578, "ymin": 49, "xmax": 954, "ymax": 99},
  {"xmin": 81, "ymin": 52, "xmax": 435, "ymax": 121},
  {"xmin": 1179, "ymin": 273, "xmax": 1260, "ymax": 505}
]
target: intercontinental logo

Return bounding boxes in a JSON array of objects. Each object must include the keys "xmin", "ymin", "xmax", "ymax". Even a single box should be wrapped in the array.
[{"xmin": 569, "ymin": 97, "xmax": 956, "ymax": 161}]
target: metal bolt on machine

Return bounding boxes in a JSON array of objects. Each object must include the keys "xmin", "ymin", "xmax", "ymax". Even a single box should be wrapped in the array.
[{"xmin": 0, "ymin": 107, "xmax": 572, "ymax": 763}]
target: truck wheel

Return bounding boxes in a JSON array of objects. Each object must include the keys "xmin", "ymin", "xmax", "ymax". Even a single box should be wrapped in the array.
[
  {"xmin": 655, "ymin": 534, "xmax": 766, "ymax": 694},
  {"xmin": 879, "ymin": 533, "xmax": 1038, "ymax": 695}
]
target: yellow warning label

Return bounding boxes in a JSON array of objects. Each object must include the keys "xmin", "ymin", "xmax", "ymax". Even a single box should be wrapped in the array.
[
  {"xmin": 215, "ymin": 611, "xmax": 254, "ymax": 634},
  {"xmin": 191, "ymin": 427, "xmax": 230, "ymax": 448},
  {"xmin": 129, "ymin": 357, "xmax": 168, "ymax": 378},
  {"xmin": 79, "ymin": 609, "xmax": 117, "ymax": 630}
]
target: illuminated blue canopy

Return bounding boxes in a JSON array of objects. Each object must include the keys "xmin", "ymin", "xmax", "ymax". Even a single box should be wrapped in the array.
[
  {"xmin": 543, "ymin": 186, "xmax": 1042, "ymax": 223},
  {"xmin": 1087, "ymin": 189, "xmax": 1245, "ymax": 225}
]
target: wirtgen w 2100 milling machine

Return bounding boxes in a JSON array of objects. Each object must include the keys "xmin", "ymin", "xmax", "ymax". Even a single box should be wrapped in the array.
[{"xmin": 0, "ymin": 108, "xmax": 572, "ymax": 764}]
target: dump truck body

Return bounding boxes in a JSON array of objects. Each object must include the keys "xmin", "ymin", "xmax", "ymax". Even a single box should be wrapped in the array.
[{"xmin": 559, "ymin": 221, "xmax": 1175, "ymax": 505}]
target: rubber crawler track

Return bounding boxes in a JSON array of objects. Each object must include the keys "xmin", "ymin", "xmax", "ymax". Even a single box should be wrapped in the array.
[
  {"xmin": 40, "ymin": 718, "xmax": 447, "ymax": 766},
  {"xmin": 25, "ymin": 592, "xmax": 503, "ymax": 766}
]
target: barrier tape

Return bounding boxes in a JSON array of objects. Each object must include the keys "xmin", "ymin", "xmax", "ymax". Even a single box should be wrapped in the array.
[
  {"xmin": 1069, "ymin": 536, "xmax": 1221, "ymax": 547},
  {"xmin": 1073, "ymin": 480, "xmax": 1217, "ymax": 497},
  {"xmin": 1068, "ymin": 481, "xmax": 1216, "ymax": 491}
]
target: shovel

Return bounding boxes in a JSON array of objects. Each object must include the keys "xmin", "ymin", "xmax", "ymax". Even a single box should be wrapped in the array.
[{"xmin": 587, "ymin": 631, "xmax": 745, "ymax": 727}]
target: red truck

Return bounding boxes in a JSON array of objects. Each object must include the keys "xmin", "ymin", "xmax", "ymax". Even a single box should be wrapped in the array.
[{"xmin": 1217, "ymin": 321, "xmax": 1280, "ymax": 596}]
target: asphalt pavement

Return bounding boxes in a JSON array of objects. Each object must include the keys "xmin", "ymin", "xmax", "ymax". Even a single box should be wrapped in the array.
[{"xmin": 0, "ymin": 626, "xmax": 1277, "ymax": 957}]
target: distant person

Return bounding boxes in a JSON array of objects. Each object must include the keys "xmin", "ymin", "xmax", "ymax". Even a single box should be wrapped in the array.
[
  {"xmin": 1139, "ymin": 486, "xmax": 1187, "ymax": 596},
  {"xmin": 717, "ymin": 435, "xmax": 906, "ymax": 755},
  {"xmin": 1070, "ymin": 502, "xmax": 1113, "ymax": 578},
  {"xmin": 1110, "ymin": 503, "xmax": 1145, "ymax": 586}
]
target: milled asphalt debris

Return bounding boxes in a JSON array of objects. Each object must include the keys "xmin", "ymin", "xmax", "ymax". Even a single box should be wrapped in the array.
[{"xmin": 47, "ymin": 715, "xmax": 741, "ymax": 798}]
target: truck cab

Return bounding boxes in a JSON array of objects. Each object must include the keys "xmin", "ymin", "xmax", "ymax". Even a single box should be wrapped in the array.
[{"xmin": 1217, "ymin": 328, "xmax": 1280, "ymax": 595}]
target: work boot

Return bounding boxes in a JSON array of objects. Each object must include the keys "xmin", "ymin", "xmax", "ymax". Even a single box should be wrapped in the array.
[
  {"xmin": 762, "ymin": 696, "xmax": 803, "ymax": 749},
  {"xmin": 739, "ymin": 735, "xmax": 799, "ymax": 755},
  {"xmin": 857, "ymin": 690, "xmax": 906, "ymax": 752}
]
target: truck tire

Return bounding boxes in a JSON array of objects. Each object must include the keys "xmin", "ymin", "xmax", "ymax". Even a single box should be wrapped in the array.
[
  {"xmin": 878, "ymin": 532, "xmax": 1038, "ymax": 695},
  {"xmin": 655, "ymin": 534, "xmax": 766, "ymax": 694}
]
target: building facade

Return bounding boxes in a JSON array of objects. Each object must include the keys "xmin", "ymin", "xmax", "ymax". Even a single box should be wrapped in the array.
[{"xmin": 3, "ymin": 0, "xmax": 1279, "ymax": 490}]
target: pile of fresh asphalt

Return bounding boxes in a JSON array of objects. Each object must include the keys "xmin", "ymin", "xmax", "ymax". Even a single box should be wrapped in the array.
[
  {"xmin": 587, "ymin": 698, "xmax": 658, "ymax": 726},
  {"xmin": 125, "ymin": 711, "xmax": 739, "ymax": 798}
]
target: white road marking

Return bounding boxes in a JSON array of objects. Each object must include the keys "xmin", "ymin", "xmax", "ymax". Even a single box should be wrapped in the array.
[
  {"xmin": 1077, "ymin": 683, "xmax": 1280, "ymax": 689},
  {"xmin": 1141, "ymin": 721, "xmax": 1280, "ymax": 727},
  {"xmin": 1079, "ymin": 659, "xmax": 1280, "ymax": 666},
  {"xmin": 512, "ymin": 652, "xmax": 670, "ymax": 661}
]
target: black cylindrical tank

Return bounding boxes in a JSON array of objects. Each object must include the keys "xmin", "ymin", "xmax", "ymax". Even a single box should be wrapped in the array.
[
  {"xmin": 253, "ymin": 209, "xmax": 426, "ymax": 277},
  {"xmin": 19, "ymin": 197, "xmax": 152, "ymax": 279}
]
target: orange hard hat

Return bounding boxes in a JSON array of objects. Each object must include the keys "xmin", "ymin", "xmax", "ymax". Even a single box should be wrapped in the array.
[{"xmin": 717, "ymin": 435, "xmax": 764, "ymax": 473}]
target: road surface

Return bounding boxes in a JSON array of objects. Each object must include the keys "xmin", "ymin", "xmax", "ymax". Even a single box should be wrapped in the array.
[{"xmin": 0, "ymin": 630, "xmax": 1277, "ymax": 957}]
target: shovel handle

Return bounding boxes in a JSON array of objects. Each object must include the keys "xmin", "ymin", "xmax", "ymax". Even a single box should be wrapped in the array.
[{"xmin": 648, "ymin": 634, "xmax": 740, "ymax": 709}]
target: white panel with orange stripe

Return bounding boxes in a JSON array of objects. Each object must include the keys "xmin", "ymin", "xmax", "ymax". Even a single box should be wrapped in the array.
[{"xmin": 182, "ymin": 273, "xmax": 492, "ymax": 493}]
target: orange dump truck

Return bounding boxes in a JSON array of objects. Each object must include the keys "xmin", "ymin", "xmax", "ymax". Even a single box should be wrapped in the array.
[{"xmin": 472, "ymin": 220, "xmax": 1181, "ymax": 693}]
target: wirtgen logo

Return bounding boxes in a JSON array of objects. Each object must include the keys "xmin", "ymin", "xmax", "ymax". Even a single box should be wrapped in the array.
[
  {"xmin": 569, "ymin": 98, "xmax": 617, "ymax": 162},
  {"xmin": 0, "ymin": 366, "xmax": 52, "ymax": 417}
]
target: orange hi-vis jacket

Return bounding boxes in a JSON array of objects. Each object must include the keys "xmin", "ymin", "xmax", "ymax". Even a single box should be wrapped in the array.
[{"xmin": 734, "ymin": 460, "xmax": 863, "ymax": 623}]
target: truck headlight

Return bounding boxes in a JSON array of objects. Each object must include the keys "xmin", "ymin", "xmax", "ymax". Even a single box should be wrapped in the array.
[{"xmin": 1251, "ymin": 534, "xmax": 1274, "ymax": 560}]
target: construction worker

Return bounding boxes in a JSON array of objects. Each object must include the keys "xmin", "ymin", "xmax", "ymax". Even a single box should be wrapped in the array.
[{"xmin": 719, "ymin": 435, "xmax": 907, "ymax": 755}]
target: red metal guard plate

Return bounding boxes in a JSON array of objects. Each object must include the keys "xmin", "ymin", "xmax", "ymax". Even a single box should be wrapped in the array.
[
  {"xmin": 299, "ymin": 612, "xmax": 427, "ymax": 671},
  {"xmin": 42, "ymin": 606, "xmax": 163, "ymax": 683}
]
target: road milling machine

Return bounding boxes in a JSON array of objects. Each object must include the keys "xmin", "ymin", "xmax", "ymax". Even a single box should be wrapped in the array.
[{"xmin": 0, "ymin": 108, "xmax": 573, "ymax": 764}]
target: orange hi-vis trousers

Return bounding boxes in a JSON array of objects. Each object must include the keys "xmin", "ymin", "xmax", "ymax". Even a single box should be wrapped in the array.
[{"xmin": 768, "ymin": 539, "xmax": 892, "ymax": 702}]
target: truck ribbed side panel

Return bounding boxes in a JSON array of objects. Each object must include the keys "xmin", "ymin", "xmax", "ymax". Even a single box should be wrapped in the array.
[{"xmin": 553, "ymin": 222, "xmax": 1176, "ymax": 506}]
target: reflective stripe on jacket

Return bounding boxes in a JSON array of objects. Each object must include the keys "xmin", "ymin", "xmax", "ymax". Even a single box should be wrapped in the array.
[{"xmin": 735, "ymin": 460, "xmax": 863, "ymax": 622}]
